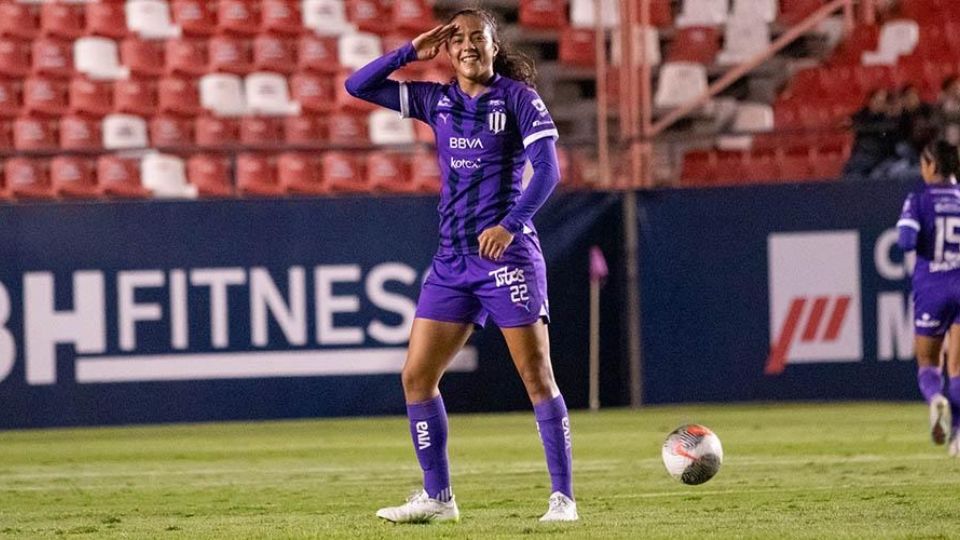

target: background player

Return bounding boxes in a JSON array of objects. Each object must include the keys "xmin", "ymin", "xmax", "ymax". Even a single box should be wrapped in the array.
[
  {"xmin": 345, "ymin": 9, "xmax": 577, "ymax": 522},
  {"xmin": 897, "ymin": 139, "xmax": 960, "ymax": 455}
]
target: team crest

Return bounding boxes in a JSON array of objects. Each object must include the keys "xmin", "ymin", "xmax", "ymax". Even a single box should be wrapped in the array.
[{"xmin": 488, "ymin": 110, "xmax": 506, "ymax": 134}]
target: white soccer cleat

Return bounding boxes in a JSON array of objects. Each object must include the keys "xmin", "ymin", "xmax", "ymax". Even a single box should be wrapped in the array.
[
  {"xmin": 539, "ymin": 492, "xmax": 579, "ymax": 522},
  {"xmin": 930, "ymin": 394, "xmax": 951, "ymax": 445},
  {"xmin": 949, "ymin": 432, "xmax": 960, "ymax": 458},
  {"xmin": 376, "ymin": 490, "xmax": 459, "ymax": 524}
]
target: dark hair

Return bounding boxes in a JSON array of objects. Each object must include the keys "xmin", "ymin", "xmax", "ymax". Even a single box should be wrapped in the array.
[
  {"xmin": 922, "ymin": 139, "xmax": 960, "ymax": 179},
  {"xmin": 445, "ymin": 8, "xmax": 538, "ymax": 87}
]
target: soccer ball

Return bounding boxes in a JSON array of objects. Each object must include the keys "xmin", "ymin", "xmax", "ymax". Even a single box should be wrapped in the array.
[{"xmin": 661, "ymin": 424, "xmax": 723, "ymax": 485}]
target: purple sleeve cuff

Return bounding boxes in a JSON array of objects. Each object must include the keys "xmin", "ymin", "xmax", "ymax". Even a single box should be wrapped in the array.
[{"xmin": 500, "ymin": 138, "xmax": 560, "ymax": 235}]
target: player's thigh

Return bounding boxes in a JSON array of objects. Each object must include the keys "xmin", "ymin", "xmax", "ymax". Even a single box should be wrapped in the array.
[
  {"xmin": 404, "ymin": 317, "xmax": 474, "ymax": 382},
  {"xmin": 914, "ymin": 286, "xmax": 951, "ymax": 366}
]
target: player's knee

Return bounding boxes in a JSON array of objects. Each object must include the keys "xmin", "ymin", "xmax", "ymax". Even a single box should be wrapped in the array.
[{"xmin": 517, "ymin": 358, "xmax": 555, "ymax": 398}]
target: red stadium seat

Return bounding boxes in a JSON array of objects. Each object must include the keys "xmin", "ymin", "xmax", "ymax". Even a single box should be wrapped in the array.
[
  {"xmin": 6, "ymin": 158, "xmax": 54, "ymax": 200},
  {"xmin": 278, "ymin": 152, "xmax": 327, "ymax": 194},
  {"xmin": 414, "ymin": 118, "xmax": 433, "ymax": 144},
  {"xmin": 638, "ymin": 0, "xmax": 673, "ymax": 28},
  {"xmin": 187, "ymin": 153, "xmax": 234, "ymax": 197},
  {"xmin": 150, "ymin": 115, "xmax": 195, "ymax": 148},
  {"xmin": 519, "ymin": 0, "xmax": 566, "ymax": 29},
  {"xmin": 32, "ymin": 38, "xmax": 74, "ymax": 78},
  {"xmin": 240, "ymin": 116, "xmax": 283, "ymax": 146},
  {"xmin": 69, "ymin": 78, "xmax": 112, "ymax": 117},
  {"xmin": 24, "ymin": 78, "xmax": 68, "ymax": 117},
  {"xmin": 558, "ymin": 28, "xmax": 596, "ymax": 67},
  {"xmin": 209, "ymin": 36, "xmax": 253, "ymax": 75},
  {"xmin": 284, "ymin": 114, "xmax": 326, "ymax": 145},
  {"xmin": 236, "ymin": 152, "xmax": 284, "ymax": 196},
  {"xmin": 0, "ymin": 119, "xmax": 13, "ymax": 151},
  {"xmin": 218, "ymin": 0, "xmax": 260, "ymax": 36},
  {"xmin": 829, "ymin": 25, "xmax": 878, "ymax": 65},
  {"xmin": 114, "ymin": 78, "xmax": 158, "ymax": 116},
  {"xmin": 337, "ymin": 70, "xmax": 376, "ymax": 111},
  {"xmin": 0, "ymin": 3, "xmax": 39, "ymax": 40},
  {"xmin": 854, "ymin": 65, "xmax": 894, "ymax": 93},
  {"xmin": 40, "ymin": 2, "xmax": 84, "ymax": 40},
  {"xmin": 326, "ymin": 112, "xmax": 369, "ymax": 146},
  {"xmin": 59, "ymin": 115, "xmax": 102, "ymax": 150},
  {"xmin": 0, "ymin": 39, "xmax": 31, "ymax": 78},
  {"xmin": 261, "ymin": 0, "xmax": 302, "ymax": 35},
  {"xmin": 165, "ymin": 38, "xmax": 208, "ymax": 77},
  {"xmin": 322, "ymin": 151, "xmax": 367, "ymax": 192},
  {"xmin": 86, "ymin": 1, "xmax": 128, "ymax": 39},
  {"xmin": 13, "ymin": 116, "xmax": 56, "ymax": 150},
  {"xmin": 667, "ymin": 26, "xmax": 720, "ymax": 64},
  {"xmin": 680, "ymin": 150, "xmax": 715, "ymax": 186},
  {"xmin": 393, "ymin": 0, "xmax": 436, "ymax": 33},
  {"xmin": 121, "ymin": 38, "xmax": 165, "ymax": 78},
  {"xmin": 740, "ymin": 150, "xmax": 779, "ymax": 183},
  {"xmin": 51, "ymin": 156, "xmax": 99, "ymax": 199},
  {"xmin": 99, "ymin": 155, "xmax": 149, "ymax": 198},
  {"xmin": 366, "ymin": 151, "xmax": 415, "ymax": 193},
  {"xmin": 252, "ymin": 35, "xmax": 296, "ymax": 74},
  {"xmin": 171, "ymin": 0, "xmax": 217, "ymax": 36},
  {"xmin": 158, "ymin": 77, "xmax": 202, "ymax": 117},
  {"xmin": 778, "ymin": 147, "xmax": 814, "ymax": 180},
  {"xmin": 713, "ymin": 151, "xmax": 746, "ymax": 185},
  {"xmin": 346, "ymin": 0, "xmax": 388, "ymax": 35},
  {"xmin": 0, "ymin": 80, "xmax": 19, "ymax": 119},
  {"xmin": 779, "ymin": 0, "xmax": 824, "ymax": 26},
  {"xmin": 290, "ymin": 72, "xmax": 336, "ymax": 113},
  {"xmin": 410, "ymin": 148, "xmax": 441, "ymax": 192},
  {"xmin": 298, "ymin": 35, "xmax": 340, "ymax": 73},
  {"xmin": 195, "ymin": 115, "xmax": 240, "ymax": 147}
]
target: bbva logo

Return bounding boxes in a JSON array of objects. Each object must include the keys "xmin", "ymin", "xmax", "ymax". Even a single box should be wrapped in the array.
[{"xmin": 766, "ymin": 231, "xmax": 863, "ymax": 375}]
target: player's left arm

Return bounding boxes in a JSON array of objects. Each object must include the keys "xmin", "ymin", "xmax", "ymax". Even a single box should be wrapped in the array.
[{"xmin": 897, "ymin": 192, "xmax": 920, "ymax": 251}]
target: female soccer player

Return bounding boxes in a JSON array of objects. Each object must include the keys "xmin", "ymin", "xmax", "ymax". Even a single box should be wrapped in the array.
[
  {"xmin": 344, "ymin": 9, "xmax": 576, "ymax": 523},
  {"xmin": 897, "ymin": 139, "xmax": 960, "ymax": 456}
]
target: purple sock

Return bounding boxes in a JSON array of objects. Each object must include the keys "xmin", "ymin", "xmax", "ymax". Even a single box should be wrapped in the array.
[
  {"xmin": 918, "ymin": 366, "xmax": 944, "ymax": 403},
  {"xmin": 534, "ymin": 394, "xmax": 574, "ymax": 499},
  {"xmin": 949, "ymin": 377, "xmax": 960, "ymax": 431},
  {"xmin": 407, "ymin": 395, "xmax": 452, "ymax": 502}
]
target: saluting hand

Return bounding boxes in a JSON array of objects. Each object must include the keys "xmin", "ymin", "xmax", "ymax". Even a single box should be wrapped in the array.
[
  {"xmin": 412, "ymin": 23, "xmax": 458, "ymax": 61},
  {"xmin": 478, "ymin": 225, "xmax": 514, "ymax": 261}
]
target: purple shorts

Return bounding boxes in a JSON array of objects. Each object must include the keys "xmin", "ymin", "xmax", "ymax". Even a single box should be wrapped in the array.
[
  {"xmin": 913, "ymin": 279, "xmax": 960, "ymax": 337},
  {"xmin": 416, "ymin": 234, "xmax": 549, "ymax": 328}
]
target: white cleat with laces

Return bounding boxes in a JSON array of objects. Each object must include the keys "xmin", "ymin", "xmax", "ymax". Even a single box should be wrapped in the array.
[
  {"xmin": 930, "ymin": 394, "xmax": 951, "ymax": 445},
  {"xmin": 539, "ymin": 491, "xmax": 579, "ymax": 522},
  {"xmin": 376, "ymin": 490, "xmax": 459, "ymax": 524}
]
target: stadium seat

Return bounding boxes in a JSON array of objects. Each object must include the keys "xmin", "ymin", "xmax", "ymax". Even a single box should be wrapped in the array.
[
  {"xmin": 0, "ymin": 2, "xmax": 39, "ymax": 41},
  {"xmin": 74, "ymin": 37, "xmax": 130, "ymax": 81},
  {"xmin": 141, "ymin": 153, "xmax": 197, "ymax": 198},
  {"xmin": 392, "ymin": 0, "xmax": 436, "ymax": 33},
  {"xmin": 680, "ymin": 150, "xmax": 715, "ymax": 186},
  {"xmin": 13, "ymin": 117, "xmax": 57, "ymax": 151},
  {"xmin": 218, "ymin": 0, "xmax": 260, "ymax": 36},
  {"xmin": 98, "ymin": 155, "xmax": 149, "ymax": 199},
  {"xmin": 126, "ymin": 0, "xmax": 182, "ymax": 40},
  {"xmin": 290, "ymin": 72, "xmax": 336, "ymax": 113},
  {"xmin": 368, "ymin": 109, "xmax": 414, "ymax": 145},
  {"xmin": 569, "ymin": 0, "xmax": 619, "ymax": 29},
  {"xmin": 654, "ymin": 62, "xmax": 708, "ymax": 109},
  {"xmin": 366, "ymin": 151, "xmax": 416, "ymax": 193},
  {"xmin": 519, "ymin": 0, "xmax": 566, "ymax": 30},
  {"xmin": 195, "ymin": 116, "xmax": 240, "ymax": 147},
  {"xmin": 23, "ymin": 77, "xmax": 68, "ymax": 117},
  {"xmin": 253, "ymin": 35, "xmax": 297, "ymax": 74},
  {"xmin": 209, "ymin": 35, "xmax": 254, "ymax": 75},
  {"xmin": 0, "ymin": 39, "xmax": 30, "ymax": 77},
  {"xmin": 413, "ymin": 118, "xmax": 433, "ymax": 144},
  {"xmin": 862, "ymin": 20, "xmax": 920, "ymax": 65},
  {"xmin": 32, "ymin": 38, "xmax": 74, "ymax": 79},
  {"xmin": 611, "ymin": 25, "xmax": 660, "ymax": 66},
  {"xmin": 59, "ymin": 115, "xmax": 102, "ymax": 150},
  {"xmin": 298, "ymin": 35, "xmax": 340, "ymax": 73},
  {"xmin": 675, "ymin": 0, "xmax": 728, "ymax": 27},
  {"xmin": 284, "ymin": 114, "xmax": 326, "ymax": 145},
  {"xmin": 199, "ymin": 73, "xmax": 247, "ymax": 117},
  {"xmin": 262, "ymin": 0, "xmax": 302, "ymax": 35},
  {"xmin": 165, "ymin": 38, "xmax": 208, "ymax": 77},
  {"xmin": 246, "ymin": 72, "xmax": 300, "ymax": 116},
  {"xmin": 86, "ymin": 2, "xmax": 129, "ymax": 40},
  {"xmin": 6, "ymin": 158, "xmax": 54, "ymax": 200},
  {"xmin": 158, "ymin": 77, "xmax": 202, "ymax": 116},
  {"xmin": 739, "ymin": 150, "xmax": 779, "ymax": 183},
  {"xmin": 778, "ymin": 147, "xmax": 814, "ymax": 180},
  {"xmin": 667, "ymin": 27, "xmax": 719, "ymax": 64},
  {"xmin": 186, "ymin": 153, "xmax": 234, "ymax": 197},
  {"xmin": 171, "ymin": 0, "xmax": 216, "ymax": 37},
  {"xmin": 121, "ymin": 38, "xmax": 165, "ymax": 78},
  {"xmin": 779, "ymin": 0, "xmax": 821, "ymax": 26},
  {"xmin": 810, "ymin": 146, "xmax": 845, "ymax": 179},
  {"xmin": 732, "ymin": 102, "xmax": 774, "ymax": 133},
  {"xmin": 0, "ymin": 80, "xmax": 20, "ymax": 119},
  {"xmin": 829, "ymin": 25, "xmax": 877, "ymax": 65},
  {"xmin": 558, "ymin": 28, "xmax": 596, "ymax": 67},
  {"xmin": 322, "ymin": 151, "xmax": 366, "ymax": 192},
  {"xmin": 302, "ymin": 0, "xmax": 355, "ymax": 36},
  {"xmin": 150, "ymin": 115, "xmax": 195, "ymax": 148},
  {"xmin": 335, "ymin": 72, "xmax": 376, "ymax": 112},
  {"xmin": 345, "ymin": 0, "xmax": 388, "ymax": 35},
  {"xmin": 51, "ymin": 156, "xmax": 99, "ymax": 199},
  {"xmin": 731, "ymin": 0, "xmax": 778, "ymax": 23},
  {"xmin": 713, "ymin": 151, "xmax": 747, "ymax": 184},
  {"xmin": 114, "ymin": 78, "xmax": 159, "ymax": 117},
  {"xmin": 0, "ymin": 119, "xmax": 13, "ymax": 151},
  {"xmin": 40, "ymin": 2, "xmax": 84, "ymax": 40},
  {"xmin": 240, "ymin": 116, "xmax": 284, "ymax": 145},
  {"xmin": 236, "ymin": 152, "xmax": 284, "ymax": 196},
  {"xmin": 410, "ymin": 147, "xmax": 441, "ymax": 192},
  {"xmin": 338, "ymin": 32, "xmax": 382, "ymax": 71},
  {"xmin": 102, "ymin": 113, "xmax": 149, "ymax": 149},
  {"xmin": 278, "ymin": 151, "xmax": 327, "ymax": 194},
  {"xmin": 717, "ymin": 17, "xmax": 771, "ymax": 65}
]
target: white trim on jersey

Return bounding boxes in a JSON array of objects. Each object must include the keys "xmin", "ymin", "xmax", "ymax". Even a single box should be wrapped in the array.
[
  {"xmin": 522, "ymin": 128, "xmax": 559, "ymax": 149},
  {"xmin": 399, "ymin": 82, "xmax": 410, "ymax": 119},
  {"xmin": 897, "ymin": 218, "xmax": 921, "ymax": 231}
]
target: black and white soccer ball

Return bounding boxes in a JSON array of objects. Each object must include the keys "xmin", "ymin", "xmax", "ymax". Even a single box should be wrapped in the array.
[{"xmin": 661, "ymin": 424, "xmax": 723, "ymax": 485}]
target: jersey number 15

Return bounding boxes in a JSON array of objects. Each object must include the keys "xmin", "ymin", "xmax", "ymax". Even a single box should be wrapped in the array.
[{"xmin": 935, "ymin": 216, "xmax": 960, "ymax": 262}]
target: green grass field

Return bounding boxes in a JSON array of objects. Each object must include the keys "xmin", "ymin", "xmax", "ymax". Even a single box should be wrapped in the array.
[{"xmin": 1, "ymin": 402, "xmax": 959, "ymax": 539}]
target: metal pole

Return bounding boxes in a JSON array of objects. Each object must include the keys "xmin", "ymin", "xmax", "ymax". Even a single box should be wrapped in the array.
[
  {"xmin": 623, "ymin": 190, "xmax": 643, "ymax": 407},
  {"xmin": 594, "ymin": 0, "xmax": 611, "ymax": 187},
  {"xmin": 589, "ymin": 279, "xmax": 600, "ymax": 410}
]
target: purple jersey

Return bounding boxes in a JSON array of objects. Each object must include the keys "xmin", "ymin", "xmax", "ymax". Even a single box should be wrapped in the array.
[
  {"xmin": 399, "ymin": 75, "xmax": 559, "ymax": 254},
  {"xmin": 898, "ymin": 184, "xmax": 960, "ymax": 281}
]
